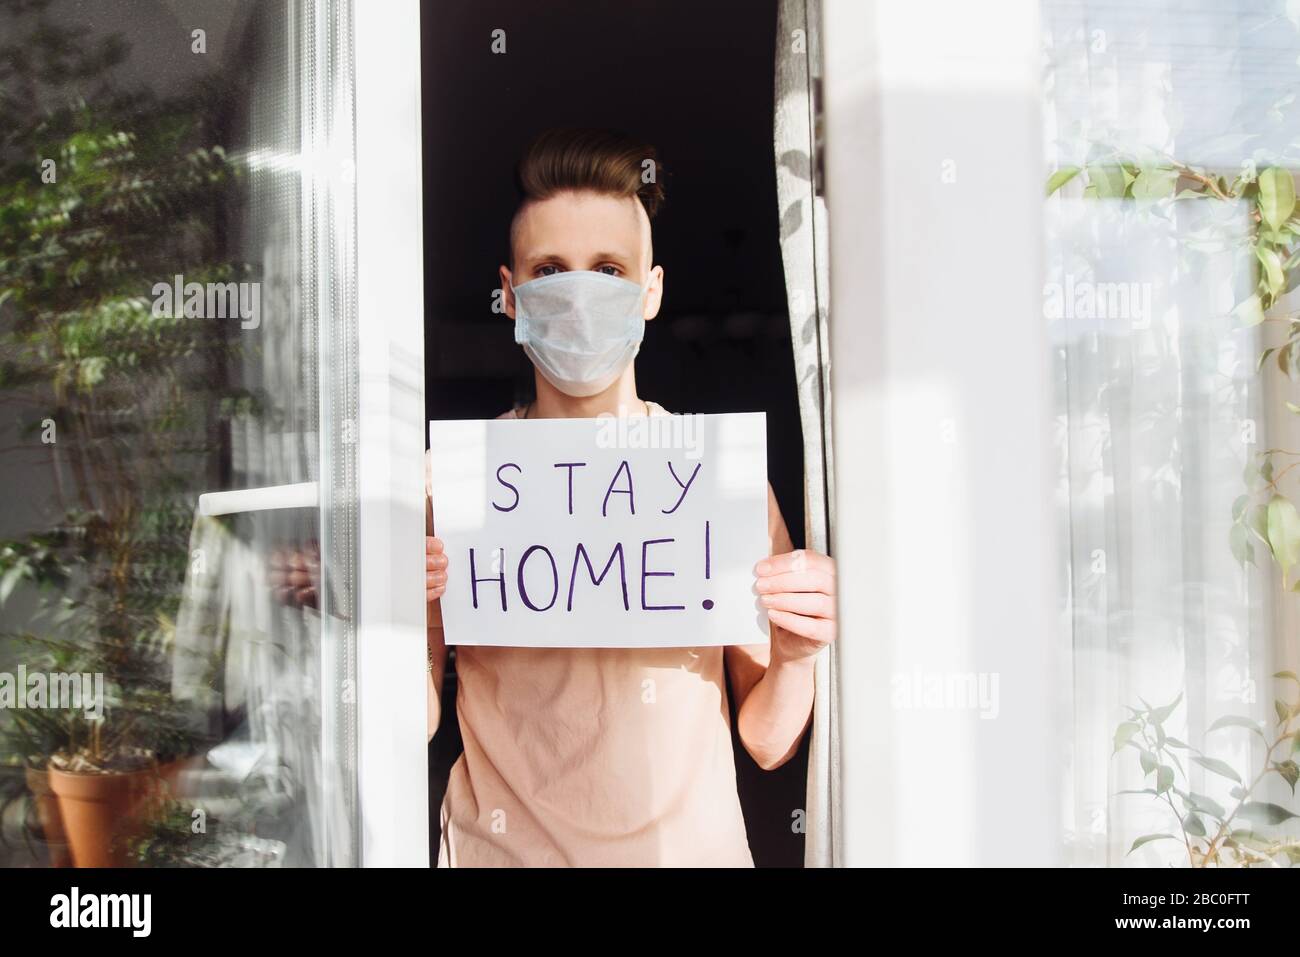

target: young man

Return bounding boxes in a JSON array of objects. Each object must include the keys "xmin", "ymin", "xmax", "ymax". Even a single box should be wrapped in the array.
[{"xmin": 425, "ymin": 128, "xmax": 836, "ymax": 867}]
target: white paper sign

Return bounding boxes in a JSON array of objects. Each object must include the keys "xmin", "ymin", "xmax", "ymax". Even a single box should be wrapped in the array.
[{"xmin": 428, "ymin": 412, "xmax": 769, "ymax": 648}]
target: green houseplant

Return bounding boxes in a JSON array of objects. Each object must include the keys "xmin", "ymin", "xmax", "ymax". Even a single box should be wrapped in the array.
[{"xmin": 1112, "ymin": 681, "xmax": 1300, "ymax": 866}]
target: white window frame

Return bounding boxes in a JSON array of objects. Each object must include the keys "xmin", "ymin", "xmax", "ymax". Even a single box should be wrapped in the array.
[
  {"xmin": 821, "ymin": 0, "xmax": 1062, "ymax": 866},
  {"xmin": 353, "ymin": 0, "xmax": 430, "ymax": 868}
]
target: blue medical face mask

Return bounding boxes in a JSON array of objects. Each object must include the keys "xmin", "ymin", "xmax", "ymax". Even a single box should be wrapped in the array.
[{"xmin": 512, "ymin": 270, "xmax": 650, "ymax": 397}]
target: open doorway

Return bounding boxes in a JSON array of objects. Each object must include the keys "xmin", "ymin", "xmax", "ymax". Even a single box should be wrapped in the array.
[{"xmin": 421, "ymin": 0, "xmax": 809, "ymax": 867}]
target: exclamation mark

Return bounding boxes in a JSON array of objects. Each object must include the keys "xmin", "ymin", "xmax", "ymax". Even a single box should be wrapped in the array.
[{"xmin": 702, "ymin": 520, "xmax": 713, "ymax": 610}]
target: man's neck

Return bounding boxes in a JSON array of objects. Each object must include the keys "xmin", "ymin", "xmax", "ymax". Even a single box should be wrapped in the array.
[{"xmin": 529, "ymin": 369, "xmax": 648, "ymax": 419}]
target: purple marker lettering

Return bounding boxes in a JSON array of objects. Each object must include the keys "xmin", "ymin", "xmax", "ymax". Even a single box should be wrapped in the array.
[
  {"xmin": 469, "ymin": 547, "xmax": 507, "ymax": 611},
  {"xmin": 553, "ymin": 462, "xmax": 587, "ymax": 515},
  {"xmin": 517, "ymin": 544, "xmax": 559, "ymax": 611},
  {"xmin": 602, "ymin": 460, "xmax": 635, "ymax": 516},
  {"xmin": 493, "ymin": 463, "xmax": 522, "ymax": 512},
  {"xmin": 641, "ymin": 538, "xmax": 685, "ymax": 611},
  {"xmin": 662, "ymin": 462, "xmax": 702, "ymax": 514},
  {"xmin": 568, "ymin": 542, "xmax": 630, "ymax": 611}
]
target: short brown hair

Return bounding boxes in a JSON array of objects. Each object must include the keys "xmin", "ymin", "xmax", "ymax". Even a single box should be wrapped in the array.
[{"xmin": 515, "ymin": 128, "xmax": 665, "ymax": 220}]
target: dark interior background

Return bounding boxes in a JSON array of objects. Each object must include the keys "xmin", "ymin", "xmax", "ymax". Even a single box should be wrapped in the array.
[{"xmin": 421, "ymin": 0, "xmax": 809, "ymax": 867}]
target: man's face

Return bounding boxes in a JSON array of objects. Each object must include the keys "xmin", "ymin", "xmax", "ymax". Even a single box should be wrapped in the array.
[{"xmin": 500, "ymin": 189, "xmax": 664, "ymax": 320}]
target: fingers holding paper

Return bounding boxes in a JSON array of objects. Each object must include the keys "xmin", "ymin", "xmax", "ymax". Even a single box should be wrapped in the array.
[{"xmin": 754, "ymin": 548, "xmax": 837, "ymax": 659}]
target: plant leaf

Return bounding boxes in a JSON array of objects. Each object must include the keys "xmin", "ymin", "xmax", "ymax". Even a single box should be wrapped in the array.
[
  {"xmin": 1113, "ymin": 721, "xmax": 1141, "ymax": 754},
  {"xmin": 1046, "ymin": 166, "xmax": 1081, "ymax": 196},
  {"xmin": 1229, "ymin": 828, "xmax": 1273, "ymax": 851},
  {"xmin": 1186, "ymin": 792, "xmax": 1227, "ymax": 820},
  {"xmin": 1274, "ymin": 760, "xmax": 1299, "ymax": 794},
  {"xmin": 1236, "ymin": 801, "xmax": 1297, "ymax": 826},
  {"xmin": 1258, "ymin": 245, "xmax": 1286, "ymax": 299},
  {"xmin": 1132, "ymin": 168, "xmax": 1179, "ymax": 201},
  {"xmin": 1087, "ymin": 164, "xmax": 1128, "ymax": 199},
  {"xmin": 1139, "ymin": 748, "xmax": 1158, "ymax": 776},
  {"xmin": 0, "ymin": 565, "xmax": 24, "ymax": 605},
  {"xmin": 1259, "ymin": 167, "xmax": 1297, "ymax": 230},
  {"xmin": 1267, "ymin": 495, "xmax": 1300, "ymax": 586},
  {"xmin": 1232, "ymin": 521, "xmax": 1255, "ymax": 566},
  {"xmin": 1128, "ymin": 833, "xmax": 1179, "ymax": 855},
  {"xmin": 1150, "ymin": 691, "xmax": 1183, "ymax": 725},
  {"xmin": 1208, "ymin": 714, "xmax": 1263, "ymax": 735},
  {"xmin": 1233, "ymin": 293, "xmax": 1266, "ymax": 327},
  {"xmin": 1191, "ymin": 754, "xmax": 1242, "ymax": 783},
  {"xmin": 1249, "ymin": 505, "xmax": 1273, "ymax": 552}
]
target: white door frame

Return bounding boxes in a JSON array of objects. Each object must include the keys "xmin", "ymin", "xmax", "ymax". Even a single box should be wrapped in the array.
[
  {"xmin": 822, "ymin": 0, "xmax": 1062, "ymax": 866},
  {"xmin": 354, "ymin": 0, "xmax": 430, "ymax": 868}
]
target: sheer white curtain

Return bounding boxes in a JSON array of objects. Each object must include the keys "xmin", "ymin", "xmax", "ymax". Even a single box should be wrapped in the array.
[
  {"xmin": 1045, "ymin": 0, "xmax": 1300, "ymax": 865},
  {"xmin": 775, "ymin": 0, "xmax": 839, "ymax": 869}
]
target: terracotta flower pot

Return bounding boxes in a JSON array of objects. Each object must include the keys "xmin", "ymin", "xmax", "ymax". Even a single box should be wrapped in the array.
[
  {"xmin": 24, "ymin": 767, "xmax": 71, "ymax": 868},
  {"xmin": 48, "ymin": 765, "xmax": 168, "ymax": 868}
]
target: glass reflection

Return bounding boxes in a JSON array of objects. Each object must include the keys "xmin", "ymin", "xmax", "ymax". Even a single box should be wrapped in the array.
[{"xmin": 0, "ymin": 0, "xmax": 357, "ymax": 867}]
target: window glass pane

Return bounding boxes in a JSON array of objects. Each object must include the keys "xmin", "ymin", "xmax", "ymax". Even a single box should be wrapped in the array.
[
  {"xmin": 0, "ymin": 0, "xmax": 358, "ymax": 867},
  {"xmin": 1045, "ymin": 0, "xmax": 1300, "ymax": 866}
]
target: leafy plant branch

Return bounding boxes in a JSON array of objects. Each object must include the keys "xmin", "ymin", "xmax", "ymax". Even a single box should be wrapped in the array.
[{"xmin": 1114, "ymin": 676, "xmax": 1300, "ymax": 867}]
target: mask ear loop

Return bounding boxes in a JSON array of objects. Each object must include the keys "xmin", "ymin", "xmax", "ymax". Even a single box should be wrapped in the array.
[
  {"xmin": 510, "ymin": 282, "xmax": 530, "ymax": 413},
  {"xmin": 510, "ymin": 283, "xmax": 528, "ymax": 345}
]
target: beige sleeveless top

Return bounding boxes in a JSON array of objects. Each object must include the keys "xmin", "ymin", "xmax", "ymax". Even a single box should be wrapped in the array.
[{"xmin": 436, "ymin": 402, "xmax": 754, "ymax": 867}]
